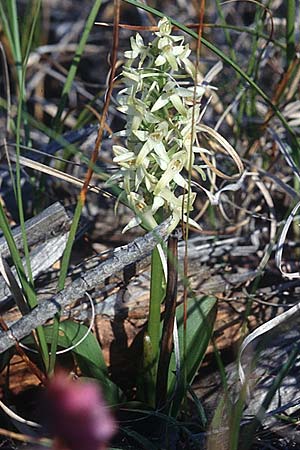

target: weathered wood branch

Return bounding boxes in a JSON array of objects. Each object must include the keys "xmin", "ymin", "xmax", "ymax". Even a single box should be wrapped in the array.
[
  {"xmin": 0, "ymin": 218, "xmax": 171, "ymax": 353},
  {"xmin": 0, "ymin": 203, "xmax": 72, "ymax": 306},
  {"xmin": 0, "ymin": 234, "xmax": 69, "ymax": 305},
  {"xmin": 0, "ymin": 202, "xmax": 70, "ymax": 259}
]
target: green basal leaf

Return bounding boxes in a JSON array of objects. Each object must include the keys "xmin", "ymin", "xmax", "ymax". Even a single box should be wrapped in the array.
[
  {"xmin": 23, "ymin": 320, "xmax": 120, "ymax": 405},
  {"xmin": 168, "ymin": 295, "xmax": 217, "ymax": 417},
  {"xmin": 57, "ymin": 321, "xmax": 119, "ymax": 404}
]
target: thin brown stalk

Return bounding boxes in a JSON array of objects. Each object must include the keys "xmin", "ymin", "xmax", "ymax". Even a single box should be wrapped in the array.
[
  {"xmin": 79, "ymin": 0, "xmax": 120, "ymax": 205},
  {"xmin": 183, "ymin": 0, "xmax": 206, "ymax": 334},
  {"xmin": 180, "ymin": 0, "xmax": 206, "ymax": 415},
  {"xmin": 95, "ymin": 22, "xmax": 211, "ymax": 31},
  {"xmin": 262, "ymin": 56, "xmax": 300, "ymax": 128}
]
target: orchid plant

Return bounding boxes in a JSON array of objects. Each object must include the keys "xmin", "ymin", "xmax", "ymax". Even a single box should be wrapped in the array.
[
  {"xmin": 109, "ymin": 17, "xmax": 241, "ymax": 408},
  {"xmin": 109, "ymin": 17, "xmax": 227, "ymax": 233}
]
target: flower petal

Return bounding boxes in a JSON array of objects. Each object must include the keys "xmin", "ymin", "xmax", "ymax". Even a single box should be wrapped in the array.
[
  {"xmin": 154, "ymin": 151, "xmax": 186, "ymax": 195},
  {"xmin": 122, "ymin": 216, "xmax": 142, "ymax": 233},
  {"xmin": 133, "ymin": 130, "xmax": 149, "ymax": 141},
  {"xmin": 170, "ymin": 94, "xmax": 187, "ymax": 116},
  {"xmin": 151, "ymin": 93, "xmax": 170, "ymax": 112},
  {"xmin": 155, "ymin": 54, "xmax": 166, "ymax": 66}
]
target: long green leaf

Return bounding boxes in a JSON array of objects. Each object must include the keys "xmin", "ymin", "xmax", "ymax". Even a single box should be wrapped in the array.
[
  {"xmin": 12, "ymin": 0, "xmax": 49, "ymax": 369},
  {"xmin": 168, "ymin": 295, "xmax": 217, "ymax": 417}
]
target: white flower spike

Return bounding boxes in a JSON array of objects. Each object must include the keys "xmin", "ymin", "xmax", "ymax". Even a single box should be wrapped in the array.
[{"xmin": 108, "ymin": 17, "xmax": 241, "ymax": 232}]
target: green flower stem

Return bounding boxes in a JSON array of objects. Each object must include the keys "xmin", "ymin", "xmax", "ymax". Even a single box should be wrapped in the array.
[
  {"xmin": 149, "ymin": 246, "xmax": 165, "ymax": 349},
  {"xmin": 144, "ymin": 244, "xmax": 166, "ymax": 407}
]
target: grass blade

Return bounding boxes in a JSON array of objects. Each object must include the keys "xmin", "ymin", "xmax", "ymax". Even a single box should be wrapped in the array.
[
  {"xmin": 286, "ymin": 0, "xmax": 296, "ymax": 66},
  {"xmin": 240, "ymin": 345, "xmax": 299, "ymax": 450},
  {"xmin": 51, "ymin": 0, "xmax": 103, "ymax": 132}
]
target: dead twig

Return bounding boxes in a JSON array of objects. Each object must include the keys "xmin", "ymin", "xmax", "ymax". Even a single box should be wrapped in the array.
[{"xmin": 0, "ymin": 218, "xmax": 171, "ymax": 354}]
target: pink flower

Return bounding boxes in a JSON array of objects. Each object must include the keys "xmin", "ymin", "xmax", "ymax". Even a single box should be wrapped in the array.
[{"xmin": 44, "ymin": 372, "xmax": 116, "ymax": 450}]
